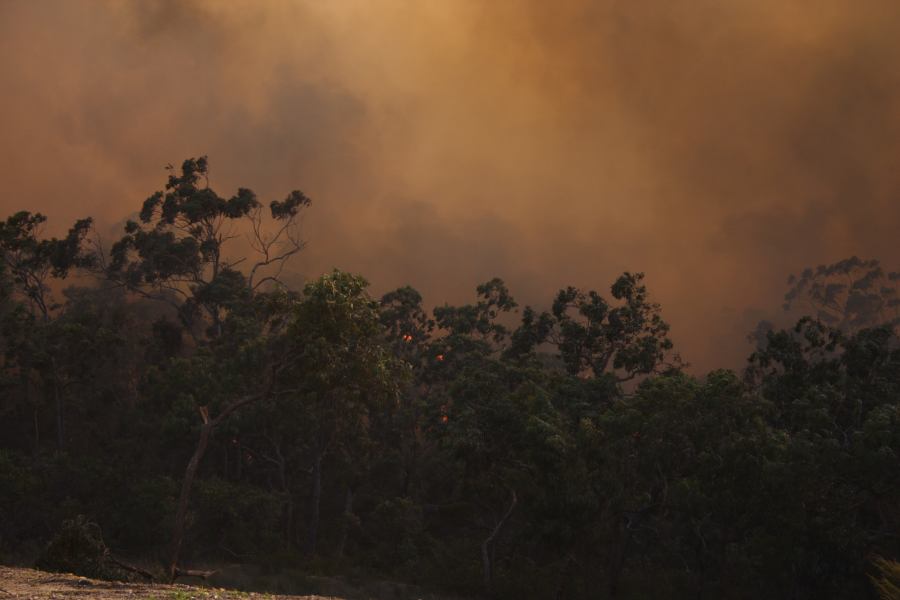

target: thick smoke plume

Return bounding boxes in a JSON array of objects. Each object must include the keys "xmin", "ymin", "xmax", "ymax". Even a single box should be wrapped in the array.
[{"xmin": 2, "ymin": 0, "xmax": 900, "ymax": 369}]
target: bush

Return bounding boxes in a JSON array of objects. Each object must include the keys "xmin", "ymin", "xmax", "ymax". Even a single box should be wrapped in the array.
[{"xmin": 36, "ymin": 515, "xmax": 116, "ymax": 579}]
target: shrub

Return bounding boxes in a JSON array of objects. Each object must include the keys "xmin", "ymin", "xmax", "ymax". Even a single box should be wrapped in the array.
[{"xmin": 36, "ymin": 515, "xmax": 116, "ymax": 579}]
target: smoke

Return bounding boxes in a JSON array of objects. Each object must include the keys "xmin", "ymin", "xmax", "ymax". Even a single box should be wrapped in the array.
[{"xmin": 2, "ymin": 0, "xmax": 899, "ymax": 370}]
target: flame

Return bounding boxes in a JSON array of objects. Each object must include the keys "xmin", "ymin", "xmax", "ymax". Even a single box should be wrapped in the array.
[{"xmin": 436, "ymin": 354, "xmax": 444, "ymax": 361}]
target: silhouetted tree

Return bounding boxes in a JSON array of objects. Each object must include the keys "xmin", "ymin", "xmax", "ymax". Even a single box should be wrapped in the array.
[
  {"xmin": 103, "ymin": 156, "xmax": 310, "ymax": 339},
  {"xmin": 784, "ymin": 256, "xmax": 899, "ymax": 333}
]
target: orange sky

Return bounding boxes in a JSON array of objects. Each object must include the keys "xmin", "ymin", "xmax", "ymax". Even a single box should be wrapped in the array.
[{"xmin": 2, "ymin": 0, "xmax": 899, "ymax": 371}]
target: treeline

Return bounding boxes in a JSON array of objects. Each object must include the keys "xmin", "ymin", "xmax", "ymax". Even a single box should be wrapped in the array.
[{"xmin": 1, "ymin": 159, "xmax": 899, "ymax": 599}]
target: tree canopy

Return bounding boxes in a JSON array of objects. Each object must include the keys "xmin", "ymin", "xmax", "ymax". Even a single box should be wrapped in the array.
[{"xmin": 1, "ymin": 159, "xmax": 898, "ymax": 600}]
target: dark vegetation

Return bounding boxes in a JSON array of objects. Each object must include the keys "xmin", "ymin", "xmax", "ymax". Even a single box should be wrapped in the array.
[{"xmin": 1, "ymin": 158, "xmax": 899, "ymax": 599}]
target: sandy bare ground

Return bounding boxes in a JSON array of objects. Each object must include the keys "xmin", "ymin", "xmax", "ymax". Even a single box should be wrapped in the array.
[{"xmin": 0, "ymin": 566, "xmax": 339, "ymax": 600}]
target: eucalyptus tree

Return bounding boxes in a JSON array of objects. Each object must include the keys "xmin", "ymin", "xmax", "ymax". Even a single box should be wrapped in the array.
[
  {"xmin": 378, "ymin": 286, "xmax": 435, "ymax": 500},
  {"xmin": 0, "ymin": 211, "xmax": 93, "ymax": 321},
  {"xmin": 411, "ymin": 279, "xmax": 561, "ymax": 594},
  {"xmin": 783, "ymin": 256, "xmax": 900, "ymax": 333},
  {"xmin": 156, "ymin": 287, "xmax": 294, "ymax": 580},
  {"xmin": 104, "ymin": 156, "xmax": 310, "ymax": 339},
  {"xmin": 745, "ymin": 318, "xmax": 900, "ymax": 598},
  {"xmin": 383, "ymin": 273, "xmax": 681, "ymax": 594},
  {"xmin": 276, "ymin": 270, "xmax": 406, "ymax": 556},
  {"xmin": 595, "ymin": 371, "xmax": 780, "ymax": 597},
  {"xmin": 0, "ymin": 212, "xmax": 94, "ymax": 451},
  {"xmin": 548, "ymin": 272, "xmax": 680, "ymax": 382},
  {"xmin": 97, "ymin": 156, "xmax": 313, "ymax": 579}
]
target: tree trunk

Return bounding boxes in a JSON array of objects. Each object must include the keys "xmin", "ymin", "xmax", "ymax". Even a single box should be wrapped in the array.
[
  {"xmin": 23, "ymin": 364, "xmax": 39, "ymax": 456},
  {"xmin": 285, "ymin": 495, "xmax": 295, "ymax": 549},
  {"xmin": 32, "ymin": 406, "xmax": 40, "ymax": 456},
  {"xmin": 608, "ymin": 522, "xmax": 633, "ymax": 598},
  {"xmin": 304, "ymin": 451, "xmax": 322, "ymax": 556},
  {"xmin": 336, "ymin": 485, "xmax": 354, "ymax": 559},
  {"xmin": 168, "ymin": 416, "xmax": 213, "ymax": 581},
  {"xmin": 481, "ymin": 489, "xmax": 517, "ymax": 595},
  {"xmin": 235, "ymin": 439, "xmax": 242, "ymax": 480},
  {"xmin": 401, "ymin": 436, "xmax": 418, "ymax": 498},
  {"xmin": 164, "ymin": 382, "xmax": 272, "ymax": 581},
  {"xmin": 400, "ymin": 401, "xmax": 419, "ymax": 498},
  {"xmin": 53, "ymin": 372, "xmax": 63, "ymax": 452},
  {"xmin": 273, "ymin": 444, "xmax": 292, "ymax": 550}
]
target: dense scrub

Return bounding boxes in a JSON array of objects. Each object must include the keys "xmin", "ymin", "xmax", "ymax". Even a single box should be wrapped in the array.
[{"xmin": 1, "ymin": 159, "xmax": 899, "ymax": 599}]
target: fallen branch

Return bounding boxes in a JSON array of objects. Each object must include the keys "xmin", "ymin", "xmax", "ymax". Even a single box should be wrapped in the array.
[
  {"xmin": 173, "ymin": 567, "xmax": 218, "ymax": 580},
  {"xmin": 107, "ymin": 555, "xmax": 155, "ymax": 581}
]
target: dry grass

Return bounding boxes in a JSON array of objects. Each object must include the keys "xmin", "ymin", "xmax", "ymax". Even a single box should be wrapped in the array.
[{"xmin": 0, "ymin": 566, "xmax": 340, "ymax": 600}]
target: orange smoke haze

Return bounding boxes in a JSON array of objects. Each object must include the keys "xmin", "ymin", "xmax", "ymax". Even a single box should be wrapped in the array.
[{"xmin": 2, "ymin": 0, "xmax": 900, "ymax": 371}]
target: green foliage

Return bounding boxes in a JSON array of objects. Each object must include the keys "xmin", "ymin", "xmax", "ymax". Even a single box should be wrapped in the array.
[
  {"xmin": 361, "ymin": 497, "xmax": 426, "ymax": 572},
  {"xmin": 3, "ymin": 194, "xmax": 900, "ymax": 600},
  {"xmin": 36, "ymin": 515, "xmax": 116, "ymax": 579},
  {"xmin": 106, "ymin": 156, "xmax": 310, "ymax": 337},
  {"xmin": 434, "ymin": 277, "xmax": 517, "ymax": 345},
  {"xmin": 550, "ymin": 272, "xmax": 680, "ymax": 380},
  {"xmin": 276, "ymin": 270, "xmax": 406, "ymax": 455},
  {"xmin": 192, "ymin": 478, "xmax": 282, "ymax": 556},
  {"xmin": 287, "ymin": 271, "xmax": 401, "ymax": 394},
  {"xmin": 111, "ymin": 477, "xmax": 177, "ymax": 550},
  {"xmin": 0, "ymin": 211, "xmax": 93, "ymax": 318},
  {"xmin": 782, "ymin": 256, "xmax": 900, "ymax": 333}
]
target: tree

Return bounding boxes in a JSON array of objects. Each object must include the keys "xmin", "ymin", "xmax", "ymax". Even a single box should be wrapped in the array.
[
  {"xmin": 375, "ymin": 274, "xmax": 680, "ymax": 595},
  {"xmin": 548, "ymin": 272, "xmax": 681, "ymax": 381},
  {"xmin": 104, "ymin": 156, "xmax": 310, "ymax": 339},
  {"xmin": 783, "ymin": 256, "xmax": 900, "ymax": 333},
  {"xmin": 0, "ymin": 212, "xmax": 94, "ymax": 451},
  {"xmin": 416, "ymin": 279, "xmax": 563, "ymax": 595},
  {"xmin": 595, "ymin": 370, "xmax": 780, "ymax": 597},
  {"xmin": 157, "ymin": 288, "xmax": 290, "ymax": 580},
  {"xmin": 0, "ymin": 211, "xmax": 93, "ymax": 321},
  {"xmin": 96, "ymin": 156, "xmax": 313, "ymax": 579},
  {"xmin": 379, "ymin": 285, "xmax": 435, "ymax": 500},
  {"xmin": 277, "ymin": 270, "xmax": 405, "ymax": 556},
  {"xmin": 746, "ymin": 319, "xmax": 900, "ymax": 597}
]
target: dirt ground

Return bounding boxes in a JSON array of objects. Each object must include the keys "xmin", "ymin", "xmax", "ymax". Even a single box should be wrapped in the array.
[{"xmin": 0, "ymin": 566, "xmax": 338, "ymax": 600}]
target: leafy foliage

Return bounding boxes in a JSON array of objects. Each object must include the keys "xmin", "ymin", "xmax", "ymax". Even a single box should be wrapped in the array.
[
  {"xmin": 36, "ymin": 515, "xmax": 120, "ymax": 580},
  {"xmin": 0, "ymin": 211, "xmax": 93, "ymax": 318},
  {"xmin": 549, "ymin": 272, "xmax": 680, "ymax": 380},
  {"xmin": 2, "ymin": 173, "xmax": 900, "ymax": 600},
  {"xmin": 106, "ymin": 157, "xmax": 310, "ymax": 337},
  {"xmin": 784, "ymin": 256, "xmax": 900, "ymax": 332}
]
